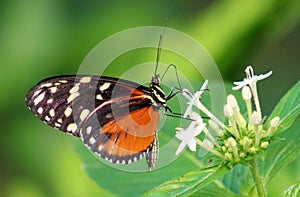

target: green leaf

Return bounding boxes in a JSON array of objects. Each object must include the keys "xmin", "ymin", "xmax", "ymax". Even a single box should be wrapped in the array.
[
  {"xmin": 259, "ymin": 81, "xmax": 300, "ymax": 186},
  {"xmin": 221, "ymin": 164, "xmax": 253, "ymax": 196},
  {"xmin": 260, "ymin": 117, "xmax": 300, "ymax": 186},
  {"xmin": 282, "ymin": 181, "xmax": 300, "ymax": 197},
  {"xmin": 141, "ymin": 165, "xmax": 229, "ymax": 197},
  {"xmin": 73, "ymin": 138, "xmax": 203, "ymax": 197},
  {"xmin": 266, "ymin": 81, "xmax": 300, "ymax": 134},
  {"xmin": 194, "ymin": 182, "xmax": 243, "ymax": 197}
]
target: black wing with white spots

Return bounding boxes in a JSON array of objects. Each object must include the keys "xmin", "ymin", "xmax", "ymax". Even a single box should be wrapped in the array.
[
  {"xmin": 26, "ymin": 74, "xmax": 166, "ymax": 170},
  {"xmin": 25, "ymin": 75, "xmax": 152, "ymax": 137}
]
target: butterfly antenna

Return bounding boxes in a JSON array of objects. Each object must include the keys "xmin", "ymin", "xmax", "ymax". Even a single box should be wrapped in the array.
[
  {"xmin": 154, "ymin": 19, "xmax": 168, "ymax": 77},
  {"xmin": 161, "ymin": 64, "xmax": 183, "ymax": 90},
  {"xmin": 154, "ymin": 35, "xmax": 162, "ymax": 77}
]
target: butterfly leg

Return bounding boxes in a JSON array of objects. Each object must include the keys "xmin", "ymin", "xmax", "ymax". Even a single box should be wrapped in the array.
[{"xmin": 146, "ymin": 132, "xmax": 158, "ymax": 171}]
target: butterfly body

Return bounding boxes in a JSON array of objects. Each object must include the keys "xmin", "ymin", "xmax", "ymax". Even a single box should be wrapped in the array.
[{"xmin": 26, "ymin": 75, "xmax": 166, "ymax": 170}]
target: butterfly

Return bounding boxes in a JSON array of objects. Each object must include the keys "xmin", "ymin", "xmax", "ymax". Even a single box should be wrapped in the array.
[{"xmin": 25, "ymin": 34, "xmax": 179, "ymax": 171}]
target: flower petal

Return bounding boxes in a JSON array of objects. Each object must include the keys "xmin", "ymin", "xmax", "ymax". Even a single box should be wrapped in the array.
[
  {"xmin": 175, "ymin": 131, "xmax": 185, "ymax": 140},
  {"xmin": 232, "ymin": 67, "xmax": 272, "ymax": 91},
  {"xmin": 256, "ymin": 71, "xmax": 272, "ymax": 81},
  {"xmin": 175, "ymin": 141, "xmax": 187, "ymax": 155},
  {"xmin": 188, "ymin": 138, "xmax": 197, "ymax": 151},
  {"xmin": 194, "ymin": 123, "xmax": 206, "ymax": 136},
  {"xmin": 189, "ymin": 111, "xmax": 202, "ymax": 122},
  {"xmin": 232, "ymin": 81, "xmax": 249, "ymax": 90},
  {"xmin": 183, "ymin": 81, "xmax": 208, "ymax": 118}
]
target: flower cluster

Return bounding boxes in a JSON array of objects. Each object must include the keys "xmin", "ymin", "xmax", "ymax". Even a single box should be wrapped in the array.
[{"xmin": 175, "ymin": 66, "xmax": 280, "ymax": 166}]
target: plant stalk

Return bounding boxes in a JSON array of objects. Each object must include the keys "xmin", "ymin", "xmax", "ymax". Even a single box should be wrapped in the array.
[{"xmin": 249, "ymin": 159, "xmax": 266, "ymax": 197}]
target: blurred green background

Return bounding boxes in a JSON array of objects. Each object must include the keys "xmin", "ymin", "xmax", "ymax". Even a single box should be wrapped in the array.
[{"xmin": 1, "ymin": 0, "xmax": 300, "ymax": 196}]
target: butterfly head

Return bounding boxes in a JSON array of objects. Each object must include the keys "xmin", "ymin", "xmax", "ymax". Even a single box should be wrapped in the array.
[{"xmin": 151, "ymin": 74, "xmax": 161, "ymax": 85}]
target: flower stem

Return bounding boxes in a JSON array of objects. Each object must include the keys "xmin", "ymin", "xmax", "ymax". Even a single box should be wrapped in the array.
[
  {"xmin": 250, "ymin": 83, "xmax": 262, "ymax": 119},
  {"xmin": 196, "ymin": 101, "xmax": 225, "ymax": 128},
  {"xmin": 249, "ymin": 159, "xmax": 266, "ymax": 197}
]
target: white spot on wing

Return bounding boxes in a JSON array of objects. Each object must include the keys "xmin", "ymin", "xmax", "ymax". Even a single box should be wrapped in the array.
[
  {"xmin": 96, "ymin": 94, "xmax": 103, "ymax": 100},
  {"xmin": 33, "ymin": 89, "xmax": 42, "ymax": 97},
  {"xmin": 67, "ymin": 123, "xmax": 77, "ymax": 132},
  {"xmin": 47, "ymin": 98, "xmax": 53, "ymax": 104},
  {"xmin": 64, "ymin": 107, "xmax": 72, "ymax": 117},
  {"xmin": 40, "ymin": 83, "xmax": 52, "ymax": 88},
  {"xmin": 49, "ymin": 109, "xmax": 55, "ymax": 117},
  {"xmin": 89, "ymin": 137, "xmax": 96, "ymax": 144},
  {"xmin": 33, "ymin": 92, "xmax": 45, "ymax": 105},
  {"xmin": 45, "ymin": 116, "xmax": 51, "ymax": 121},
  {"xmin": 57, "ymin": 118, "xmax": 62, "ymax": 123},
  {"xmin": 67, "ymin": 92, "xmax": 80, "ymax": 103},
  {"xmin": 86, "ymin": 126, "xmax": 92, "ymax": 134},
  {"xmin": 59, "ymin": 80, "xmax": 68, "ymax": 83},
  {"xmin": 105, "ymin": 113, "xmax": 112, "ymax": 118},
  {"xmin": 69, "ymin": 84, "xmax": 80, "ymax": 94},
  {"xmin": 80, "ymin": 109, "xmax": 90, "ymax": 121},
  {"xmin": 98, "ymin": 145, "xmax": 103, "ymax": 151},
  {"xmin": 80, "ymin": 77, "xmax": 91, "ymax": 83},
  {"xmin": 37, "ymin": 107, "xmax": 43, "ymax": 114},
  {"xmin": 139, "ymin": 154, "xmax": 143, "ymax": 159},
  {"xmin": 49, "ymin": 87, "xmax": 57, "ymax": 93},
  {"xmin": 99, "ymin": 82, "xmax": 110, "ymax": 91}
]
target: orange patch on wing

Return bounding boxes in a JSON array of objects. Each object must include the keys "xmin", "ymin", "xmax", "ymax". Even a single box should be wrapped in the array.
[
  {"xmin": 100, "ymin": 106, "xmax": 158, "ymax": 156},
  {"xmin": 131, "ymin": 89, "xmax": 145, "ymax": 96}
]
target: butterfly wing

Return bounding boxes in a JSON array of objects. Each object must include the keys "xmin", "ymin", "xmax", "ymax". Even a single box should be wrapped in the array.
[
  {"xmin": 26, "ymin": 75, "xmax": 159, "ymax": 168},
  {"xmin": 25, "ymin": 75, "xmax": 147, "ymax": 136},
  {"xmin": 80, "ymin": 95, "xmax": 159, "ymax": 168}
]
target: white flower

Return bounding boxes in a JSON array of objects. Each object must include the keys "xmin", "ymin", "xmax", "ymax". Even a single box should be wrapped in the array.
[
  {"xmin": 182, "ymin": 80, "xmax": 225, "ymax": 128},
  {"xmin": 182, "ymin": 80, "xmax": 208, "ymax": 118},
  {"xmin": 175, "ymin": 112, "xmax": 206, "ymax": 155},
  {"xmin": 232, "ymin": 66, "xmax": 272, "ymax": 118},
  {"xmin": 175, "ymin": 65, "xmax": 280, "ymax": 165},
  {"xmin": 232, "ymin": 66, "xmax": 272, "ymax": 91}
]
